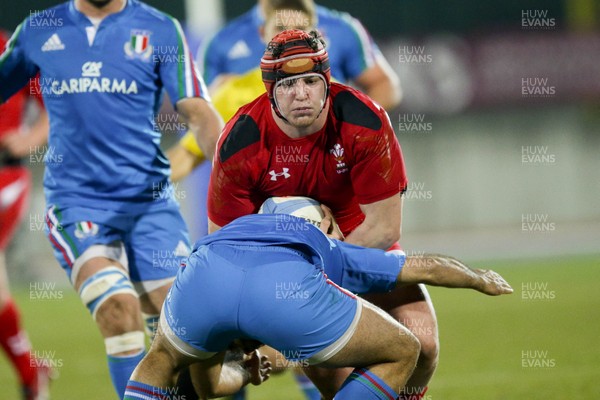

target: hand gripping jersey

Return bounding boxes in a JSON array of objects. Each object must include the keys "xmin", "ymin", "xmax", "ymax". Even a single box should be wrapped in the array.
[
  {"xmin": 199, "ymin": 5, "xmax": 383, "ymax": 86},
  {"xmin": 0, "ymin": 0, "xmax": 208, "ymax": 211},
  {"xmin": 207, "ymin": 82, "xmax": 408, "ymax": 236}
]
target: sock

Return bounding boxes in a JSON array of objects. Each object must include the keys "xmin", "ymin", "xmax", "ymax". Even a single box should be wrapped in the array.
[
  {"xmin": 0, "ymin": 299, "xmax": 36, "ymax": 386},
  {"xmin": 108, "ymin": 350, "xmax": 145, "ymax": 399},
  {"xmin": 335, "ymin": 368, "xmax": 399, "ymax": 400},
  {"xmin": 399, "ymin": 386, "xmax": 428, "ymax": 400},
  {"xmin": 293, "ymin": 370, "xmax": 322, "ymax": 400},
  {"xmin": 231, "ymin": 386, "xmax": 247, "ymax": 400},
  {"xmin": 124, "ymin": 380, "xmax": 171, "ymax": 400}
]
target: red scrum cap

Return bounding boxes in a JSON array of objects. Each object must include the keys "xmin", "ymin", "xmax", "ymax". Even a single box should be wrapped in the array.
[{"xmin": 260, "ymin": 29, "xmax": 331, "ymax": 104}]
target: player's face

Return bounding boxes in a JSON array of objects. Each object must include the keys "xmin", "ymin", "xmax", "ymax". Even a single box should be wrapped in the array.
[
  {"xmin": 262, "ymin": 9, "xmax": 314, "ymax": 43},
  {"xmin": 274, "ymin": 73, "xmax": 327, "ymax": 128}
]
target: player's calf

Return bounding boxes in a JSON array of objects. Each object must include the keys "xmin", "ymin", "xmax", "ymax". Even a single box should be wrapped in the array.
[{"xmin": 75, "ymin": 261, "xmax": 146, "ymax": 398}]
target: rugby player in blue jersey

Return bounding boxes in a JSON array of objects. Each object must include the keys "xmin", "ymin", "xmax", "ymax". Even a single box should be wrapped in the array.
[
  {"xmin": 200, "ymin": 0, "xmax": 401, "ymax": 110},
  {"xmin": 124, "ymin": 210, "xmax": 511, "ymax": 400},
  {"xmin": 0, "ymin": 0, "xmax": 223, "ymax": 398}
]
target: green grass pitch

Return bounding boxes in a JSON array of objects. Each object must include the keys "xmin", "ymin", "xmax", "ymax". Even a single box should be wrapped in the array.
[{"xmin": 1, "ymin": 254, "xmax": 598, "ymax": 399}]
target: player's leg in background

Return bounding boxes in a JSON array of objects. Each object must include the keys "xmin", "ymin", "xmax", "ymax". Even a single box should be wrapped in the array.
[
  {"xmin": 73, "ymin": 256, "xmax": 145, "ymax": 399},
  {"xmin": 315, "ymin": 299, "xmax": 421, "ymax": 400},
  {"xmin": 362, "ymin": 284, "xmax": 438, "ymax": 400},
  {"xmin": 0, "ymin": 166, "xmax": 52, "ymax": 399},
  {"xmin": 0, "ymin": 252, "xmax": 52, "ymax": 400}
]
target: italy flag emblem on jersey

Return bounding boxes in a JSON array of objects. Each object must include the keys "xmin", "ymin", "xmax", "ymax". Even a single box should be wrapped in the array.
[
  {"xmin": 74, "ymin": 221, "xmax": 99, "ymax": 240},
  {"xmin": 125, "ymin": 30, "xmax": 152, "ymax": 60}
]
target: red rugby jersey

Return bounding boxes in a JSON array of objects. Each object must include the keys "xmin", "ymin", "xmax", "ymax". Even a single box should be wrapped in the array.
[
  {"xmin": 208, "ymin": 82, "xmax": 408, "ymax": 236},
  {"xmin": 0, "ymin": 31, "xmax": 43, "ymax": 139}
]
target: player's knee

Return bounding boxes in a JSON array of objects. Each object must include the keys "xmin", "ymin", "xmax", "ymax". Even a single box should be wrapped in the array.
[
  {"xmin": 78, "ymin": 266, "xmax": 139, "ymax": 329},
  {"xmin": 397, "ymin": 328, "xmax": 421, "ymax": 368},
  {"xmin": 105, "ymin": 331, "xmax": 145, "ymax": 357},
  {"xmin": 96, "ymin": 294, "xmax": 140, "ymax": 331},
  {"xmin": 415, "ymin": 332, "xmax": 439, "ymax": 371}
]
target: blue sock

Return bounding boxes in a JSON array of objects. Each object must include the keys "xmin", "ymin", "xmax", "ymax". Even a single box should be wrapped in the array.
[
  {"xmin": 124, "ymin": 380, "xmax": 162, "ymax": 400},
  {"xmin": 108, "ymin": 350, "xmax": 145, "ymax": 399},
  {"xmin": 232, "ymin": 386, "xmax": 247, "ymax": 400},
  {"xmin": 293, "ymin": 371, "xmax": 322, "ymax": 400},
  {"xmin": 335, "ymin": 368, "xmax": 399, "ymax": 400}
]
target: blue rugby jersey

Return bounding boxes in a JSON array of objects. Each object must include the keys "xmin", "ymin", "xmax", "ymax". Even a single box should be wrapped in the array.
[
  {"xmin": 0, "ymin": 0, "xmax": 209, "ymax": 211},
  {"xmin": 199, "ymin": 4, "xmax": 383, "ymax": 85},
  {"xmin": 194, "ymin": 214, "xmax": 405, "ymax": 294}
]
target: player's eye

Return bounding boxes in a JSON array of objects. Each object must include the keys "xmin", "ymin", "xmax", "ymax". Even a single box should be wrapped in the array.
[{"xmin": 282, "ymin": 78, "xmax": 298, "ymax": 88}]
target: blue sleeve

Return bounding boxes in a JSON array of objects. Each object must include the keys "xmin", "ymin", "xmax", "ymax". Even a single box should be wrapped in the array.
[
  {"xmin": 337, "ymin": 13, "xmax": 382, "ymax": 81},
  {"xmin": 324, "ymin": 240, "xmax": 405, "ymax": 294},
  {"xmin": 0, "ymin": 22, "xmax": 39, "ymax": 103},
  {"xmin": 198, "ymin": 33, "xmax": 222, "ymax": 86},
  {"xmin": 158, "ymin": 16, "xmax": 209, "ymax": 105}
]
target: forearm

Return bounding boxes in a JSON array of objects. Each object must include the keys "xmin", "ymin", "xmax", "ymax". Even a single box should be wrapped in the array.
[
  {"xmin": 178, "ymin": 99, "xmax": 223, "ymax": 162},
  {"xmin": 167, "ymin": 144, "xmax": 203, "ymax": 182},
  {"xmin": 209, "ymin": 362, "xmax": 251, "ymax": 398},
  {"xmin": 195, "ymin": 350, "xmax": 250, "ymax": 399},
  {"xmin": 187, "ymin": 106, "xmax": 222, "ymax": 162},
  {"xmin": 403, "ymin": 254, "xmax": 478, "ymax": 288},
  {"xmin": 27, "ymin": 110, "xmax": 50, "ymax": 147},
  {"xmin": 344, "ymin": 221, "xmax": 398, "ymax": 249},
  {"xmin": 398, "ymin": 254, "xmax": 513, "ymax": 296}
]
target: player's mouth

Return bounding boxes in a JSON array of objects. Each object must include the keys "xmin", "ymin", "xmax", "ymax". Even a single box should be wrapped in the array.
[{"xmin": 291, "ymin": 106, "xmax": 313, "ymax": 115}]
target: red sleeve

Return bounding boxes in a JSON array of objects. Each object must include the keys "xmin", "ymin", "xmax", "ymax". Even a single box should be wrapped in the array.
[
  {"xmin": 350, "ymin": 111, "xmax": 408, "ymax": 205},
  {"xmin": 207, "ymin": 157, "xmax": 258, "ymax": 227},
  {"xmin": 206, "ymin": 112, "xmax": 261, "ymax": 227}
]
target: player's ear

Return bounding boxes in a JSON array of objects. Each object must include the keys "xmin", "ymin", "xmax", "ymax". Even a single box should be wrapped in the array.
[{"xmin": 259, "ymin": 25, "xmax": 266, "ymax": 42}]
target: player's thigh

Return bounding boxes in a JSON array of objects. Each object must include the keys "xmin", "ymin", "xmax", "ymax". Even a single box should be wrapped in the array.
[
  {"xmin": 363, "ymin": 283, "xmax": 438, "ymax": 340},
  {"xmin": 321, "ymin": 299, "xmax": 416, "ymax": 368},
  {"xmin": 45, "ymin": 205, "xmax": 126, "ymax": 285},
  {"xmin": 125, "ymin": 204, "xmax": 191, "ymax": 308},
  {"xmin": 0, "ymin": 167, "xmax": 30, "ymax": 250}
]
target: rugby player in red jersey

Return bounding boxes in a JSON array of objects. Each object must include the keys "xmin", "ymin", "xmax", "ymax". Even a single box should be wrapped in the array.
[
  {"xmin": 207, "ymin": 29, "xmax": 433, "ymax": 399},
  {"xmin": 0, "ymin": 29, "xmax": 52, "ymax": 400}
]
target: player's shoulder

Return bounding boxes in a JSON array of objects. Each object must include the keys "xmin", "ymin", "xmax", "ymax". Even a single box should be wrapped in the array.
[
  {"xmin": 217, "ymin": 94, "xmax": 269, "ymax": 164},
  {"xmin": 316, "ymin": 5, "xmax": 364, "ymax": 34},
  {"xmin": 329, "ymin": 83, "xmax": 385, "ymax": 132},
  {"xmin": 208, "ymin": 8, "xmax": 256, "ymax": 46},
  {"xmin": 131, "ymin": 0, "xmax": 182, "ymax": 29},
  {"xmin": 11, "ymin": 2, "xmax": 69, "ymax": 46}
]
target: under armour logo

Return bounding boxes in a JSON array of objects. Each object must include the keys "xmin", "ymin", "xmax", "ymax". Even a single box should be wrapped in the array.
[{"xmin": 269, "ymin": 168, "xmax": 291, "ymax": 181}]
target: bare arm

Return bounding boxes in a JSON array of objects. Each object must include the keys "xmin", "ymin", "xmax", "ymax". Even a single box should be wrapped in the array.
[
  {"xmin": 397, "ymin": 253, "xmax": 513, "ymax": 296},
  {"xmin": 192, "ymin": 350, "xmax": 271, "ymax": 399},
  {"xmin": 176, "ymin": 97, "xmax": 224, "ymax": 162},
  {"xmin": 343, "ymin": 195, "xmax": 403, "ymax": 250},
  {"xmin": 353, "ymin": 56, "xmax": 402, "ymax": 111},
  {"xmin": 0, "ymin": 108, "xmax": 49, "ymax": 157},
  {"xmin": 166, "ymin": 143, "xmax": 205, "ymax": 182}
]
